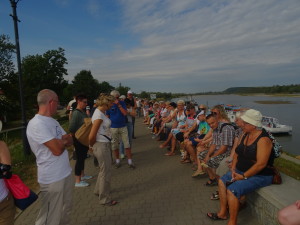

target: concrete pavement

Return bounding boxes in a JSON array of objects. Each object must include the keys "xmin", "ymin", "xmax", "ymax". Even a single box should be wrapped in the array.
[{"xmin": 15, "ymin": 118, "xmax": 260, "ymax": 225}]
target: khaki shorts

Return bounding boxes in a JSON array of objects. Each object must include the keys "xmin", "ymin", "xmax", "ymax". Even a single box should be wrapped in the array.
[{"xmin": 111, "ymin": 127, "xmax": 130, "ymax": 150}]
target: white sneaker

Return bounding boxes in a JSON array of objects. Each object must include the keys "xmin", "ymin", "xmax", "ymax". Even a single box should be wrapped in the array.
[
  {"xmin": 81, "ymin": 175, "xmax": 93, "ymax": 181},
  {"xmin": 75, "ymin": 181, "xmax": 89, "ymax": 187}
]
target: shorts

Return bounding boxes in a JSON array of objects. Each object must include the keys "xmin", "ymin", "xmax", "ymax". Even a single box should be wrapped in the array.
[
  {"xmin": 198, "ymin": 150, "xmax": 230, "ymax": 169},
  {"xmin": 220, "ymin": 170, "xmax": 273, "ymax": 199},
  {"xmin": 189, "ymin": 134, "xmax": 205, "ymax": 147},
  {"xmin": 111, "ymin": 127, "xmax": 130, "ymax": 150},
  {"xmin": 216, "ymin": 157, "xmax": 230, "ymax": 176},
  {"xmin": 175, "ymin": 132, "xmax": 184, "ymax": 143}
]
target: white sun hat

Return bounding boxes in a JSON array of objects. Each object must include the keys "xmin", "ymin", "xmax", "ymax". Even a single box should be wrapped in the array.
[{"xmin": 241, "ymin": 109, "xmax": 262, "ymax": 127}]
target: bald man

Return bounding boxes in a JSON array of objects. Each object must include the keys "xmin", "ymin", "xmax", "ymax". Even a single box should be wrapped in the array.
[{"xmin": 27, "ymin": 89, "xmax": 73, "ymax": 225}]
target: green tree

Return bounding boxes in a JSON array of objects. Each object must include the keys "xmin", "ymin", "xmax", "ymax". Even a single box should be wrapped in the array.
[
  {"xmin": 116, "ymin": 83, "xmax": 130, "ymax": 95},
  {"xmin": 99, "ymin": 81, "xmax": 114, "ymax": 94},
  {"xmin": 22, "ymin": 47, "xmax": 68, "ymax": 106},
  {"xmin": 71, "ymin": 70, "xmax": 101, "ymax": 102},
  {"xmin": 0, "ymin": 34, "xmax": 20, "ymax": 120}
]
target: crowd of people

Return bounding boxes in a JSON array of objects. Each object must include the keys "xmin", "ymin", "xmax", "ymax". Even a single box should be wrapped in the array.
[
  {"xmin": 141, "ymin": 98, "xmax": 299, "ymax": 225},
  {"xmin": 0, "ymin": 90, "xmax": 299, "ymax": 225}
]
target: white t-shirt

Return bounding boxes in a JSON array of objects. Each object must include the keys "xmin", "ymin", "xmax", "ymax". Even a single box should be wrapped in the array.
[
  {"xmin": 26, "ymin": 114, "xmax": 72, "ymax": 184},
  {"xmin": 92, "ymin": 109, "xmax": 112, "ymax": 143}
]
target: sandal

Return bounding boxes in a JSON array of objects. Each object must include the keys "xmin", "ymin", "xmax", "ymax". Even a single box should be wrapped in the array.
[
  {"xmin": 103, "ymin": 200, "xmax": 118, "ymax": 206},
  {"xmin": 181, "ymin": 159, "xmax": 191, "ymax": 164},
  {"xmin": 205, "ymin": 178, "xmax": 218, "ymax": 186},
  {"xmin": 207, "ymin": 212, "xmax": 227, "ymax": 220},
  {"xmin": 210, "ymin": 191, "xmax": 219, "ymax": 200},
  {"xmin": 164, "ymin": 152, "xmax": 175, "ymax": 156},
  {"xmin": 191, "ymin": 164, "xmax": 198, "ymax": 171}
]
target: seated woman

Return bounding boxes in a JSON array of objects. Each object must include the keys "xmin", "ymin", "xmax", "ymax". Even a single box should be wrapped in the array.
[
  {"xmin": 207, "ymin": 109, "xmax": 275, "ymax": 225},
  {"xmin": 160, "ymin": 100, "xmax": 186, "ymax": 156}
]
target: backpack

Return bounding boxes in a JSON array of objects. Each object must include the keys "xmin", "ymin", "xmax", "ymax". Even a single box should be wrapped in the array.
[
  {"xmin": 219, "ymin": 122, "xmax": 239, "ymax": 133},
  {"xmin": 75, "ymin": 118, "xmax": 92, "ymax": 147},
  {"xmin": 262, "ymin": 128, "xmax": 282, "ymax": 158}
]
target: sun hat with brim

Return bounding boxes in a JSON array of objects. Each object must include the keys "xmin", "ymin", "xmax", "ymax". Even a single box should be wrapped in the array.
[{"xmin": 241, "ymin": 109, "xmax": 262, "ymax": 127}]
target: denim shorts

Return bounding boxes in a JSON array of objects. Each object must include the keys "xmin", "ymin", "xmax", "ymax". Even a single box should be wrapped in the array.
[{"xmin": 220, "ymin": 170, "xmax": 273, "ymax": 199}]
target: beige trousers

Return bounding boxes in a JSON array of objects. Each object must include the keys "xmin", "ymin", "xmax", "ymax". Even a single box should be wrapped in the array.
[
  {"xmin": 35, "ymin": 174, "xmax": 73, "ymax": 225},
  {"xmin": 93, "ymin": 142, "xmax": 112, "ymax": 204},
  {"xmin": 0, "ymin": 193, "xmax": 15, "ymax": 225}
]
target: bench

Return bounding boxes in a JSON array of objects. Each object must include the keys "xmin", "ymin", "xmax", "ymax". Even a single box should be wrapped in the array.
[{"xmin": 247, "ymin": 173, "xmax": 300, "ymax": 225}]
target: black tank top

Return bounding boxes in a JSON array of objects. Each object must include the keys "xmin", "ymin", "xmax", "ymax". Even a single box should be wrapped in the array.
[{"xmin": 235, "ymin": 129, "xmax": 274, "ymax": 176}]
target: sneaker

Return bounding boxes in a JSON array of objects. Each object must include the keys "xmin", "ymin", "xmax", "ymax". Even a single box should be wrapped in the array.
[
  {"xmin": 115, "ymin": 163, "xmax": 121, "ymax": 168},
  {"xmin": 75, "ymin": 181, "xmax": 89, "ymax": 187},
  {"xmin": 81, "ymin": 175, "xmax": 93, "ymax": 181},
  {"xmin": 128, "ymin": 164, "xmax": 136, "ymax": 169}
]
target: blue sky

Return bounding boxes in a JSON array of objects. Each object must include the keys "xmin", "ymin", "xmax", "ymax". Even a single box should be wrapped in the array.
[{"xmin": 1, "ymin": 0, "xmax": 300, "ymax": 93}]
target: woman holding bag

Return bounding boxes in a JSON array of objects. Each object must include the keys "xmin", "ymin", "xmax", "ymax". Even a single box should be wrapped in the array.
[
  {"xmin": 89, "ymin": 94, "xmax": 118, "ymax": 206},
  {"xmin": 0, "ymin": 121, "xmax": 15, "ymax": 225},
  {"xmin": 69, "ymin": 94, "xmax": 92, "ymax": 187}
]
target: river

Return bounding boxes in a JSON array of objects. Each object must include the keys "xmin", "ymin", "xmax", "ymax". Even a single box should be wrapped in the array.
[{"xmin": 174, "ymin": 94, "xmax": 300, "ymax": 155}]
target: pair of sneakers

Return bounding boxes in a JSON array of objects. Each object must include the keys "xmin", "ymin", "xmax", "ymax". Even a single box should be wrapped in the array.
[
  {"xmin": 75, "ymin": 175, "xmax": 93, "ymax": 187},
  {"xmin": 115, "ymin": 162, "xmax": 136, "ymax": 169}
]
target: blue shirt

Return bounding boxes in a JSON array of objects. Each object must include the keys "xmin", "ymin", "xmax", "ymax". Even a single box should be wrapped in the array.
[{"xmin": 106, "ymin": 101, "xmax": 127, "ymax": 128}]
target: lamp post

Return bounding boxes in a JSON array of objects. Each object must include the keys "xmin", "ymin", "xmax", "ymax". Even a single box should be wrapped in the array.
[{"xmin": 9, "ymin": 0, "xmax": 31, "ymax": 155}]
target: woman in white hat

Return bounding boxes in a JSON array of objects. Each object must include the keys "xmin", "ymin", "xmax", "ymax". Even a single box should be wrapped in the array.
[
  {"xmin": 207, "ymin": 109, "xmax": 275, "ymax": 225},
  {"xmin": 0, "ymin": 121, "xmax": 16, "ymax": 224}
]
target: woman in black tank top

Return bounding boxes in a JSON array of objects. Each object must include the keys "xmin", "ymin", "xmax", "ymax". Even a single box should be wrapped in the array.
[{"xmin": 207, "ymin": 109, "xmax": 274, "ymax": 225}]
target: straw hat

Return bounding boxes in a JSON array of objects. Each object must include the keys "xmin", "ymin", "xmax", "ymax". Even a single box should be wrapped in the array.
[{"xmin": 241, "ymin": 109, "xmax": 262, "ymax": 127}]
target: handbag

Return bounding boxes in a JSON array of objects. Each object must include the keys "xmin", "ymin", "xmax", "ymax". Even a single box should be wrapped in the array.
[
  {"xmin": 75, "ymin": 118, "xmax": 92, "ymax": 147},
  {"xmin": 269, "ymin": 166, "xmax": 282, "ymax": 184},
  {"xmin": 4, "ymin": 174, "xmax": 38, "ymax": 210}
]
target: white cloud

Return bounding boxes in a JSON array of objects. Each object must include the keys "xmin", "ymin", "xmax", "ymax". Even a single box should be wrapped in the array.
[{"xmin": 66, "ymin": 0, "xmax": 300, "ymax": 92}]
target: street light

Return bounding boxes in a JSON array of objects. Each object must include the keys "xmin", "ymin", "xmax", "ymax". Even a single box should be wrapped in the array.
[{"xmin": 9, "ymin": 0, "xmax": 31, "ymax": 155}]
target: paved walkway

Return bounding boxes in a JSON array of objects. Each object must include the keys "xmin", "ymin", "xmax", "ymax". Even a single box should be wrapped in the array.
[{"xmin": 15, "ymin": 118, "xmax": 260, "ymax": 225}]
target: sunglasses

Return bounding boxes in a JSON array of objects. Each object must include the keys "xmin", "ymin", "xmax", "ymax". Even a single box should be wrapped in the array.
[
  {"xmin": 199, "ymin": 108, "xmax": 206, "ymax": 110},
  {"xmin": 211, "ymin": 111, "xmax": 218, "ymax": 115}
]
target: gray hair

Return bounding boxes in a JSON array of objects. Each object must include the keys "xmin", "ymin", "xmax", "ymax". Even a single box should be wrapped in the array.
[
  {"xmin": 110, "ymin": 90, "xmax": 120, "ymax": 97},
  {"xmin": 177, "ymin": 100, "xmax": 185, "ymax": 105},
  {"xmin": 37, "ymin": 89, "xmax": 56, "ymax": 106}
]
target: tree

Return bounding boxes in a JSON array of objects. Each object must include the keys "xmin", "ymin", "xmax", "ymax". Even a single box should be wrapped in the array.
[
  {"xmin": 0, "ymin": 34, "xmax": 20, "ymax": 120},
  {"xmin": 0, "ymin": 34, "xmax": 16, "ymax": 82},
  {"xmin": 71, "ymin": 70, "xmax": 101, "ymax": 102},
  {"xmin": 22, "ymin": 47, "xmax": 68, "ymax": 106},
  {"xmin": 116, "ymin": 83, "xmax": 130, "ymax": 96},
  {"xmin": 99, "ymin": 81, "xmax": 114, "ymax": 94}
]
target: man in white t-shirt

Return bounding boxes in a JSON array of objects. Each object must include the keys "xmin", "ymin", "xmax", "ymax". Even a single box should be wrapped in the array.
[{"xmin": 27, "ymin": 89, "xmax": 73, "ymax": 225}]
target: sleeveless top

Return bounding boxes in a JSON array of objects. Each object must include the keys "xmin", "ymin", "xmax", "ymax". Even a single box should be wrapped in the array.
[
  {"xmin": 176, "ymin": 111, "xmax": 187, "ymax": 126},
  {"xmin": 235, "ymin": 129, "xmax": 274, "ymax": 176}
]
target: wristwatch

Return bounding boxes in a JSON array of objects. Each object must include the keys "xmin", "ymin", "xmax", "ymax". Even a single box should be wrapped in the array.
[{"xmin": 242, "ymin": 173, "xmax": 248, "ymax": 180}]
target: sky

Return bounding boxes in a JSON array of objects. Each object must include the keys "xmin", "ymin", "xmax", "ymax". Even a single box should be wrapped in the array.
[{"xmin": 0, "ymin": 0, "xmax": 300, "ymax": 93}]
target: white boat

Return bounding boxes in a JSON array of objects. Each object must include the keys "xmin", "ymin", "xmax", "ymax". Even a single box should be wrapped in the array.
[
  {"xmin": 225, "ymin": 108, "xmax": 292, "ymax": 135},
  {"xmin": 262, "ymin": 116, "xmax": 292, "ymax": 135}
]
